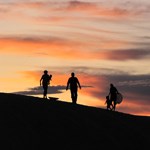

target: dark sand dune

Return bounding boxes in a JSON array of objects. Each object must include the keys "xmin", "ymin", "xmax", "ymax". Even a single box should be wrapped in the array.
[{"xmin": 0, "ymin": 92, "xmax": 150, "ymax": 150}]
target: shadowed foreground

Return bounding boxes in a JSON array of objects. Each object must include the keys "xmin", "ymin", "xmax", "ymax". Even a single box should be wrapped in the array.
[{"xmin": 0, "ymin": 93, "xmax": 150, "ymax": 150}]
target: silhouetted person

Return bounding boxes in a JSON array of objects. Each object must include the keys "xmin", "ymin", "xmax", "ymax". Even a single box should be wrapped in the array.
[
  {"xmin": 40, "ymin": 70, "xmax": 52, "ymax": 99},
  {"xmin": 105, "ymin": 95, "xmax": 113, "ymax": 110},
  {"xmin": 108, "ymin": 83, "xmax": 119, "ymax": 111},
  {"xmin": 48, "ymin": 74, "xmax": 52, "ymax": 85},
  {"xmin": 66, "ymin": 72, "xmax": 81, "ymax": 104}
]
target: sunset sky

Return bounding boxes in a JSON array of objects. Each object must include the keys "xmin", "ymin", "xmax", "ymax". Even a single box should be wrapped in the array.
[{"xmin": 0, "ymin": 0, "xmax": 150, "ymax": 116}]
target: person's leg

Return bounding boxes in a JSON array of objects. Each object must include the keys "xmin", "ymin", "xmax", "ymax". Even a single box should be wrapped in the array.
[
  {"xmin": 112, "ymin": 101, "xmax": 115, "ymax": 110},
  {"xmin": 74, "ymin": 88, "xmax": 78, "ymax": 104},
  {"xmin": 43, "ymin": 87, "xmax": 45, "ymax": 98},
  {"xmin": 113, "ymin": 94, "xmax": 117, "ymax": 111},
  {"xmin": 107, "ymin": 104, "xmax": 109, "ymax": 110},
  {"xmin": 113, "ymin": 101, "xmax": 116, "ymax": 111},
  {"xmin": 110, "ymin": 94, "xmax": 116, "ymax": 111},
  {"xmin": 71, "ymin": 88, "xmax": 78, "ymax": 104},
  {"xmin": 109, "ymin": 101, "xmax": 113, "ymax": 110},
  {"xmin": 70, "ymin": 89, "xmax": 75, "ymax": 103},
  {"xmin": 43, "ymin": 85, "xmax": 48, "ymax": 98},
  {"xmin": 110, "ymin": 104, "xmax": 113, "ymax": 110}
]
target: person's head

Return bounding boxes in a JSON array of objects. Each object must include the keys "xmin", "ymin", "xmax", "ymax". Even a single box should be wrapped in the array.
[
  {"xmin": 44, "ymin": 70, "xmax": 48, "ymax": 74},
  {"xmin": 110, "ymin": 83, "xmax": 114, "ymax": 87},
  {"xmin": 71, "ymin": 72, "xmax": 75, "ymax": 77}
]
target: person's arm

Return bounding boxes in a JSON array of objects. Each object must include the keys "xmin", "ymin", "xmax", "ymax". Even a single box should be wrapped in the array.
[
  {"xmin": 40, "ymin": 76, "xmax": 43, "ymax": 86},
  {"xmin": 108, "ymin": 89, "xmax": 111, "ymax": 96},
  {"xmin": 77, "ymin": 78, "xmax": 81, "ymax": 89},
  {"xmin": 66, "ymin": 78, "xmax": 70, "ymax": 90},
  {"xmin": 105, "ymin": 99, "xmax": 107, "ymax": 104}
]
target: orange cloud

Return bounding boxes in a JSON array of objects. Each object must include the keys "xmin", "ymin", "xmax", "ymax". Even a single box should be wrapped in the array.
[
  {"xmin": 0, "ymin": 37, "xmax": 83, "ymax": 58},
  {"xmin": 0, "ymin": 37, "xmax": 135, "ymax": 60},
  {"xmin": 0, "ymin": 37, "xmax": 88, "ymax": 58}
]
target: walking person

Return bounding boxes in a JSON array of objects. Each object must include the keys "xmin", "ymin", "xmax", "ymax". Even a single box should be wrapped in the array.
[
  {"xmin": 108, "ymin": 83, "xmax": 119, "ymax": 111},
  {"xmin": 66, "ymin": 72, "xmax": 81, "ymax": 104},
  {"xmin": 40, "ymin": 70, "xmax": 52, "ymax": 99},
  {"xmin": 105, "ymin": 95, "xmax": 113, "ymax": 110}
]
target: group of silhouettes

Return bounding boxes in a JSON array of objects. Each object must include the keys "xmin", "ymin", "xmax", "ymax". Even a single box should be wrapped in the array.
[
  {"xmin": 105, "ymin": 83, "xmax": 119, "ymax": 111},
  {"xmin": 40, "ymin": 70, "xmax": 119, "ymax": 110},
  {"xmin": 40, "ymin": 70, "xmax": 81, "ymax": 104}
]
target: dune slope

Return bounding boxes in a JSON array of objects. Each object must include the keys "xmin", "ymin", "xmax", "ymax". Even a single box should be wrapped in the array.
[{"xmin": 0, "ymin": 93, "xmax": 150, "ymax": 150}]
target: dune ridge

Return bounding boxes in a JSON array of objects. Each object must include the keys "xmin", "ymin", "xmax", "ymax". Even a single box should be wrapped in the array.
[{"xmin": 0, "ymin": 92, "xmax": 149, "ymax": 150}]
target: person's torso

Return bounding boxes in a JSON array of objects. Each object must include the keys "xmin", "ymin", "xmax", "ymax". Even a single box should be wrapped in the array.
[
  {"xmin": 42, "ymin": 74, "xmax": 50, "ymax": 84},
  {"xmin": 69, "ymin": 77, "xmax": 78, "ymax": 88},
  {"xmin": 110, "ymin": 87, "xmax": 117, "ymax": 94}
]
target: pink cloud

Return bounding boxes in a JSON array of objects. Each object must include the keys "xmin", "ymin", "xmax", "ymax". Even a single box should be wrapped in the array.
[{"xmin": 0, "ymin": 1, "xmax": 136, "ymax": 21}]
